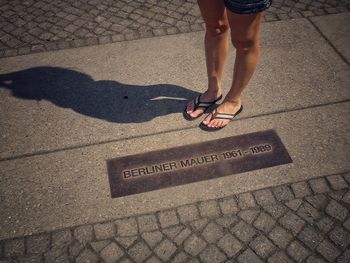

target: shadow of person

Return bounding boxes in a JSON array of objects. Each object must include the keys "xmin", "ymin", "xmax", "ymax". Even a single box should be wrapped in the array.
[{"xmin": 0, "ymin": 66, "xmax": 200, "ymax": 123}]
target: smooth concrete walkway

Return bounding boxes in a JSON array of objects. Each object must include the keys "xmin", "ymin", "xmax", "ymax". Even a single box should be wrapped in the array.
[{"xmin": 0, "ymin": 13, "xmax": 349, "ymax": 243}]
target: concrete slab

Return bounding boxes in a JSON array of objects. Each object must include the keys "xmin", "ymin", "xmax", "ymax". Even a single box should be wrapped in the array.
[
  {"xmin": 0, "ymin": 18, "xmax": 349, "ymax": 160},
  {"xmin": 0, "ymin": 101, "xmax": 349, "ymax": 240},
  {"xmin": 311, "ymin": 12, "xmax": 350, "ymax": 64}
]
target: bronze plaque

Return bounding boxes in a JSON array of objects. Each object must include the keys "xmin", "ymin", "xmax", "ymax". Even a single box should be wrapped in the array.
[{"xmin": 107, "ymin": 129, "xmax": 292, "ymax": 198}]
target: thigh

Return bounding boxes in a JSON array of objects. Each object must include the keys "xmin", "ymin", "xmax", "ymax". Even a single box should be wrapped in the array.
[
  {"xmin": 197, "ymin": 0, "xmax": 228, "ymax": 28},
  {"xmin": 227, "ymin": 11, "xmax": 263, "ymax": 43}
]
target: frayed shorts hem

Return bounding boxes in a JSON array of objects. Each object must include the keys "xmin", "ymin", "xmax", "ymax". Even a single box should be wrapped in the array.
[{"xmin": 224, "ymin": 0, "xmax": 272, "ymax": 14}]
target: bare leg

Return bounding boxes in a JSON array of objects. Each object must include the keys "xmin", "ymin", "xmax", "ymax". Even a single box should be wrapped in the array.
[
  {"xmin": 186, "ymin": 0, "xmax": 229, "ymax": 118},
  {"xmin": 203, "ymin": 11, "xmax": 263, "ymax": 128}
]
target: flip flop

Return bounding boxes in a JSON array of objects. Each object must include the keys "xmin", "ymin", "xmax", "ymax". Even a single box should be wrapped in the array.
[
  {"xmin": 183, "ymin": 94, "xmax": 223, "ymax": 121},
  {"xmin": 199, "ymin": 105, "xmax": 243, "ymax": 131}
]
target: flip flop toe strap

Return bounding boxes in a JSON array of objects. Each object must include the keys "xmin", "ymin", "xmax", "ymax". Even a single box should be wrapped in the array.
[
  {"xmin": 194, "ymin": 96, "xmax": 213, "ymax": 108},
  {"xmin": 211, "ymin": 105, "xmax": 243, "ymax": 120},
  {"xmin": 212, "ymin": 112, "xmax": 236, "ymax": 120},
  {"xmin": 193, "ymin": 94, "xmax": 223, "ymax": 110}
]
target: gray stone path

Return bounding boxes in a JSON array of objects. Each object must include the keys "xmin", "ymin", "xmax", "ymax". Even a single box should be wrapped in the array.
[
  {"xmin": 1, "ymin": 173, "xmax": 350, "ymax": 262},
  {"xmin": 1, "ymin": 0, "xmax": 350, "ymax": 58}
]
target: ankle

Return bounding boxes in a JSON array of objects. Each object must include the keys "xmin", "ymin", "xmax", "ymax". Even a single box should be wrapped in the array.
[
  {"xmin": 205, "ymin": 88, "xmax": 221, "ymax": 98},
  {"xmin": 223, "ymin": 97, "xmax": 241, "ymax": 105}
]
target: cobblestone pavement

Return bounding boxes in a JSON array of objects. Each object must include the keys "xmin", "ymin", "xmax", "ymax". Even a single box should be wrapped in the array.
[
  {"xmin": 1, "ymin": 172, "xmax": 350, "ymax": 262},
  {"xmin": 0, "ymin": 0, "xmax": 350, "ymax": 58}
]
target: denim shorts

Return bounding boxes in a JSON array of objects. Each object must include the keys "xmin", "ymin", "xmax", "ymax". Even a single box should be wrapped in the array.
[{"xmin": 224, "ymin": 0, "xmax": 272, "ymax": 14}]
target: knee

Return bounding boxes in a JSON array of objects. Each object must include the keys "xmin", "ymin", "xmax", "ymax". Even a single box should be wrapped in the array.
[
  {"xmin": 205, "ymin": 22, "xmax": 229, "ymax": 37},
  {"xmin": 231, "ymin": 36, "xmax": 258, "ymax": 52}
]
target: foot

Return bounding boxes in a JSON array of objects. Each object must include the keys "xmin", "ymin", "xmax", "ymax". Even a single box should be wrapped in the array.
[
  {"xmin": 202, "ymin": 99, "xmax": 242, "ymax": 129},
  {"xmin": 185, "ymin": 90, "xmax": 222, "ymax": 119}
]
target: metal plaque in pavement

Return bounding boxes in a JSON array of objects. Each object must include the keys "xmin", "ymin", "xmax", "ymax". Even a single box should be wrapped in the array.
[{"xmin": 107, "ymin": 129, "xmax": 292, "ymax": 198}]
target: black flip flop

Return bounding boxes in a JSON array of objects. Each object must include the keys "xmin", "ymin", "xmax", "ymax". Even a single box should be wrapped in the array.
[
  {"xmin": 183, "ymin": 94, "xmax": 223, "ymax": 121},
  {"xmin": 199, "ymin": 105, "xmax": 243, "ymax": 131}
]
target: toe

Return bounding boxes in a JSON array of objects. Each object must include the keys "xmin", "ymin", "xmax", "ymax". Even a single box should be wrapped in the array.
[
  {"xmin": 208, "ymin": 119, "xmax": 217, "ymax": 128},
  {"xmin": 186, "ymin": 101, "xmax": 194, "ymax": 114},
  {"xmin": 202, "ymin": 113, "xmax": 213, "ymax": 125}
]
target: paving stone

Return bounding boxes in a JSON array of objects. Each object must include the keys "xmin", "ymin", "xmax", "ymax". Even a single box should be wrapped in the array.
[
  {"xmin": 163, "ymin": 225, "xmax": 184, "ymax": 239},
  {"xmin": 279, "ymin": 211, "xmax": 306, "ymax": 235},
  {"xmin": 201, "ymin": 221, "xmax": 225, "ymax": 243},
  {"xmin": 329, "ymin": 189, "xmax": 347, "ymax": 201},
  {"xmin": 316, "ymin": 239, "xmax": 341, "ymax": 262},
  {"xmin": 75, "ymin": 248, "xmax": 99, "ymax": 263},
  {"xmin": 166, "ymin": 27, "xmax": 179, "ymax": 35},
  {"xmin": 219, "ymin": 197, "xmax": 239, "ymax": 215},
  {"xmin": 69, "ymin": 241, "xmax": 84, "ymax": 259},
  {"xmin": 267, "ymin": 251, "xmax": 293, "ymax": 263},
  {"xmin": 171, "ymin": 251, "xmax": 189, "ymax": 263},
  {"xmin": 272, "ymin": 185, "xmax": 294, "ymax": 201},
  {"xmin": 137, "ymin": 214, "xmax": 159, "ymax": 232},
  {"xmin": 326, "ymin": 199, "xmax": 348, "ymax": 221},
  {"xmin": 128, "ymin": 240, "xmax": 152, "ymax": 262},
  {"xmin": 254, "ymin": 212, "xmax": 276, "ymax": 233},
  {"xmin": 237, "ymin": 248, "xmax": 263, "ymax": 263},
  {"xmin": 74, "ymin": 225, "xmax": 93, "ymax": 244},
  {"xmin": 4, "ymin": 238, "xmax": 25, "ymax": 257},
  {"xmin": 52, "ymin": 229, "xmax": 72, "ymax": 248},
  {"xmin": 263, "ymin": 203, "xmax": 288, "ymax": 219},
  {"xmin": 238, "ymin": 209, "xmax": 260, "ymax": 224},
  {"xmin": 90, "ymin": 240, "xmax": 111, "ymax": 252},
  {"xmin": 26, "ymin": 234, "xmax": 50, "ymax": 254},
  {"xmin": 254, "ymin": 189, "xmax": 277, "ymax": 207},
  {"xmin": 190, "ymin": 218, "xmax": 209, "ymax": 231},
  {"xmin": 297, "ymin": 226, "xmax": 324, "ymax": 249},
  {"xmin": 100, "ymin": 242, "xmax": 124, "ymax": 263},
  {"xmin": 328, "ymin": 225, "xmax": 350, "ymax": 249},
  {"xmin": 217, "ymin": 233, "xmax": 243, "ymax": 257},
  {"xmin": 231, "ymin": 220, "xmax": 257, "ymax": 243},
  {"xmin": 94, "ymin": 222, "xmax": 116, "ymax": 239},
  {"xmin": 268, "ymin": 226, "xmax": 293, "ymax": 249},
  {"xmin": 343, "ymin": 217, "xmax": 350, "ymax": 231},
  {"xmin": 285, "ymin": 199, "xmax": 302, "ymax": 211},
  {"xmin": 287, "ymin": 240, "xmax": 311, "ymax": 263},
  {"xmin": 115, "ymin": 217, "xmax": 138, "ymax": 236},
  {"xmin": 309, "ymin": 178, "xmax": 330, "ymax": 193},
  {"xmin": 250, "ymin": 234, "xmax": 277, "ymax": 258},
  {"xmin": 237, "ymin": 192, "xmax": 257, "ymax": 209},
  {"xmin": 157, "ymin": 209, "xmax": 179, "ymax": 228},
  {"xmin": 115, "ymin": 236, "xmax": 138, "ymax": 249},
  {"xmin": 305, "ymin": 194, "xmax": 329, "ymax": 210},
  {"xmin": 154, "ymin": 239, "xmax": 177, "ymax": 261},
  {"xmin": 145, "ymin": 256, "xmax": 162, "ymax": 263},
  {"xmin": 200, "ymin": 245, "xmax": 227, "ymax": 263},
  {"xmin": 142, "ymin": 230, "xmax": 163, "ymax": 248},
  {"xmin": 337, "ymin": 249, "xmax": 350, "ymax": 263},
  {"xmin": 291, "ymin": 181, "xmax": 312, "ymax": 198},
  {"xmin": 199, "ymin": 200, "xmax": 221, "ymax": 218},
  {"xmin": 44, "ymin": 246, "xmax": 67, "ymax": 262},
  {"xmin": 305, "ymin": 255, "xmax": 327, "ymax": 263},
  {"xmin": 177, "ymin": 204, "xmax": 200, "ymax": 223},
  {"xmin": 119, "ymin": 257, "xmax": 133, "ymax": 263},
  {"xmin": 216, "ymin": 215, "xmax": 240, "ymax": 229},
  {"xmin": 316, "ymin": 216, "xmax": 335, "ymax": 233},
  {"xmin": 183, "ymin": 234, "xmax": 207, "ymax": 257},
  {"xmin": 342, "ymin": 191, "xmax": 350, "ymax": 205},
  {"xmin": 173, "ymin": 227, "xmax": 192, "ymax": 245},
  {"xmin": 297, "ymin": 201, "xmax": 321, "ymax": 224},
  {"xmin": 327, "ymin": 175, "xmax": 348, "ymax": 190},
  {"xmin": 343, "ymin": 172, "xmax": 350, "ymax": 184},
  {"xmin": 18, "ymin": 255, "xmax": 44, "ymax": 263}
]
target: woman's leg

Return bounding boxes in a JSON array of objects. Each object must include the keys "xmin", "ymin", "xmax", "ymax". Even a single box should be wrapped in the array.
[
  {"xmin": 186, "ymin": 0, "xmax": 229, "ymax": 118},
  {"xmin": 202, "ymin": 11, "xmax": 263, "ymax": 128}
]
